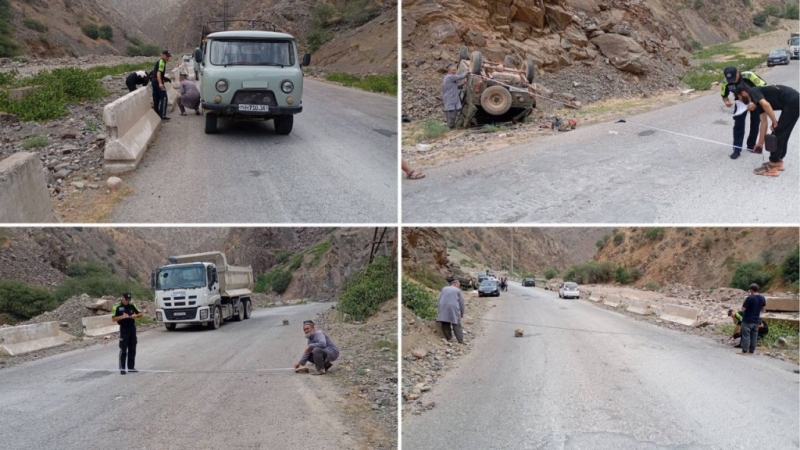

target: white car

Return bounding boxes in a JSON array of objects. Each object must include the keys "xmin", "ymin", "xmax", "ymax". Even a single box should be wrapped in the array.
[
  {"xmin": 558, "ymin": 282, "xmax": 580, "ymax": 299},
  {"xmin": 183, "ymin": 54, "xmax": 191, "ymax": 62}
]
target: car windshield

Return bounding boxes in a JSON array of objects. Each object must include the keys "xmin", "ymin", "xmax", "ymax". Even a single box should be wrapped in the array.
[
  {"xmin": 156, "ymin": 264, "xmax": 206, "ymax": 290},
  {"xmin": 564, "ymin": 282, "xmax": 578, "ymax": 289},
  {"xmin": 770, "ymin": 50, "xmax": 785, "ymax": 56},
  {"xmin": 209, "ymin": 39, "xmax": 295, "ymax": 66},
  {"xmin": 481, "ymin": 281, "xmax": 497, "ymax": 288},
  {"xmin": 792, "ymin": 37, "xmax": 799, "ymax": 46},
  {"xmin": 524, "ymin": 278, "xmax": 533, "ymax": 282}
]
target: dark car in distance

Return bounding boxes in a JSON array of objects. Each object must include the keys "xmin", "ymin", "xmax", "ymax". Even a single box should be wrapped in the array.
[
  {"xmin": 767, "ymin": 48, "xmax": 790, "ymax": 67},
  {"xmin": 478, "ymin": 280, "xmax": 500, "ymax": 297},
  {"xmin": 522, "ymin": 278, "xmax": 536, "ymax": 287}
]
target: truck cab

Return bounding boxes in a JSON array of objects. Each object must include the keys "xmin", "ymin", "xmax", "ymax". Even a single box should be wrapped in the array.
[
  {"xmin": 152, "ymin": 252, "xmax": 253, "ymax": 331},
  {"xmin": 199, "ymin": 24, "xmax": 311, "ymax": 135},
  {"xmin": 789, "ymin": 33, "xmax": 799, "ymax": 60}
]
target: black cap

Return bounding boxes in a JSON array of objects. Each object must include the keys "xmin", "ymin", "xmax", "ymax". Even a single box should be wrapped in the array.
[
  {"xmin": 724, "ymin": 66, "xmax": 738, "ymax": 83},
  {"xmin": 162, "ymin": 50, "xmax": 172, "ymax": 57},
  {"xmin": 122, "ymin": 292, "xmax": 132, "ymax": 300},
  {"xmin": 302, "ymin": 320, "xmax": 314, "ymax": 326},
  {"xmin": 749, "ymin": 283, "xmax": 759, "ymax": 292},
  {"xmin": 727, "ymin": 308, "xmax": 733, "ymax": 316}
]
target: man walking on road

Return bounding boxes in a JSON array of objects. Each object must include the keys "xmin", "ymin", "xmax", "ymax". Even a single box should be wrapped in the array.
[
  {"xmin": 721, "ymin": 67, "xmax": 767, "ymax": 159},
  {"xmin": 437, "ymin": 279, "xmax": 466, "ymax": 344},
  {"xmin": 443, "ymin": 64, "xmax": 469, "ymax": 129},
  {"xmin": 152, "ymin": 50, "xmax": 173, "ymax": 121},
  {"xmin": 112, "ymin": 292, "xmax": 143, "ymax": 374},
  {"xmin": 294, "ymin": 320, "xmax": 339, "ymax": 375},
  {"xmin": 738, "ymin": 284, "xmax": 766, "ymax": 355},
  {"xmin": 735, "ymin": 84, "xmax": 800, "ymax": 176}
]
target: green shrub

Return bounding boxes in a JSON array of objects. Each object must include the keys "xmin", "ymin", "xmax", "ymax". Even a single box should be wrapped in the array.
[
  {"xmin": 307, "ymin": 27, "xmax": 332, "ymax": 52},
  {"xmin": 420, "ymin": 118, "xmax": 449, "ymax": 141},
  {"xmin": 752, "ymin": 11, "xmax": 767, "ymax": 26},
  {"xmin": 544, "ymin": 267, "xmax": 558, "ymax": 280},
  {"xmin": 126, "ymin": 44, "xmax": 161, "ymax": 57},
  {"xmin": 760, "ymin": 320, "xmax": 799, "ymax": 348},
  {"xmin": 615, "ymin": 266, "xmax": 631, "ymax": 284},
  {"xmin": 730, "ymin": 261, "xmax": 772, "ymax": 291},
  {"xmin": 274, "ymin": 250, "xmax": 293, "ymax": 265},
  {"xmin": 644, "ymin": 281, "xmax": 661, "ymax": 291},
  {"xmin": 98, "ymin": 25, "xmax": 113, "ymax": 41},
  {"xmin": 644, "ymin": 227, "xmax": 665, "ymax": 242},
  {"xmin": 0, "ymin": 0, "xmax": 19, "ymax": 57},
  {"xmin": 338, "ymin": 255, "xmax": 397, "ymax": 321},
  {"xmin": 22, "ymin": 135, "xmax": 49, "ymax": 149},
  {"xmin": 341, "ymin": 0, "xmax": 381, "ymax": 26},
  {"xmin": 272, "ymin": 270, "xmax": 292, "ymax": 294},
  {"xmin": 613, "ymin": 232, "xmax": 625, "ymax": 246},
  {"xmin": 254, "ymin": 267, "xmax": 293, "ymax": 294},
  {"xmin": 402, "ymin": 278, "xmax": 437, "ymax": 320},
  {"xmin": 23, "ymin": 18, "xmax": 48, "ymax": 32},
  {"xmin": 596, "ymin": 239, "xmax": 605, "ymax": 249},
  {"xmin": 82, "ymin": 24, "xmax": 100, "ymax": 40},
  {"xmin": 693, "ymin": 0, "xmax": 703, "ymax": 9},
  {"xmin": 54, "ymin": 275, "xmax": 152, "ymax": 303},
  {"xmin": 309, "ymin": 240, "xmax": 331, "ymax": 265},
  {"xmin": 473, "ymin": 243, "xmax": 481, "ymax": 251},
  {"xmin": 324, "ymin": 72, "xmax": 397, "ymax": 95},
  {"xmin": 406, "ymin": 265, "xmax": 447, "ymax": 291},
  {"xmin": 629, "ymin": 267, "xmax": 642, "ymax": 282},
  {"xmin": 563, "ymin": 261, "xmax": 615, "ymax": 284},
  {"xmin": 782, "ymin": 247, "xmax": 799, "ymax": 284},
  {"xmin": 125, "ymin": 35, "xmax": 143, "ymax": 46},
  {"xmin": 0, "ymin": 280, "xmax": 56, "ymax": 321},
  {"xmin": 288, "ymin": 254, "xmax": 303, "ymax": 271},
  {"xmin": 311, "ymin": 3, "xmax": 336, "ymax": 26}
]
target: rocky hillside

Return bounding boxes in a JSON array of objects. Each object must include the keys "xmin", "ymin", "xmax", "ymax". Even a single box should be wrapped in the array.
[
  {"xmin": 402, "ymin": 0, "xmax": 792, "ymax": 119},
  {"xmin": 541, "ymin": 227, "xmax": 610, "ymax": 263},
  {"xmin": 165, "ymin": 0, "xmax": 397, "ymax": 74},
  {"xmin": 593, "ymin": 227, "xmax": 799, "ymax": 290},
  {"xmin": 1, "ymin": 0, "xmax": 162, "ymax": 58}
]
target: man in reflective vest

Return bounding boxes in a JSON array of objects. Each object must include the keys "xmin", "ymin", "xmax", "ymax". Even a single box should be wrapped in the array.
[{"xmin": 721, "ymin": 67, "xmax": 767, "ymax": 159}]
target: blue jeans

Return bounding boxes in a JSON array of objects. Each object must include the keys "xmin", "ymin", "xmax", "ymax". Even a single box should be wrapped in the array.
[
  {"xmin": 741, "ymin": 322, "xmax": 759, "ymax": 353},
  {"xmin": 732, "ymin": 109, "xmax": 761, "ymax": 152}
]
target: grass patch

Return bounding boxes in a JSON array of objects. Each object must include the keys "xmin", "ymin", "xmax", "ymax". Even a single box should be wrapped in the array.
[
  {"xmin": 682, "ymin": 54, "xmax": 766, "ymax": 91},
  {"xmin": 0, "ymin": 280, "xmax": 57, "ymax": 321},
  {"xmin": 288, "ymin": 254, "xmax": 303, "ymax": 271},
  {"xmin": 126, "ymin": 43, "xmax": 160, "ymax": 57},
  {"xmin": 459, "ymin": 258, "xmax": 475, "ymax": 268},
  {"xmin": 338, "ymin": 255, "xmax": 396, "ymax": 321},
  {"xmin": 274, "ymin": 250, "xmax": 293, "ymax": 265},
  {"xmin": 761, "ymin": 320, "xmax": 800, "ymax": 348},
  {"xmin": 402, "ymin": 278, "xmax": 437, "ymax": 320},
  {"xmin": 730, "ymin": 261, "xmax": 772, "ymax": 290},
  {"xmin": 691, "ymin": 43, "xmax": 739, "ymax": 59},
  {"xmin": 22, "ymin": 18, "xmax": 48, "ymax": 32},
  {"xmin": 0, "ymin": 0, "xmax": 19, "ymax": 57},
  {"xmin": 324, "ymin": 72, "xmax": 397, "ymax": 95},
  {"xmin": 309, "ymin": 240, "xmax": 331, "ymax": 266},
  {"xmin": 644, "ymin": 281, "xmax": 661, "ymax": 291},
  {"xmin": 644, "ymin": 227, "xmax": 666, "ymax": 242},
  {"xmin": 254, "ymin": 267, "xmax": 292, "ymax": 294},
  {"xmin": 406, "ymin": 265, "xmax": 447, "ymax": 291},
  {"xmin": 22, "ymin": 135, "xmax": 49, "ymax": 149},
  {"xmin": 372, "ymin": 339, "xmax": 396, "ymax": 350},
  {"xmin": 563, "ymin": 261, "xmax": 615, "ymax": 284},
  {"xmin": 136, "ymin": 316, "xmax": 156, "ymax": 326}
]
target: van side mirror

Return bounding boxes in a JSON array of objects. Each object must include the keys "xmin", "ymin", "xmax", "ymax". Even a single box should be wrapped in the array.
[
  {"xmin": 301, "ymin": 53, "xmax": 311, "ymax": 67},
  {"xmin": 150, "ymin": 271, "xmax": 156, "ymax": 289}
]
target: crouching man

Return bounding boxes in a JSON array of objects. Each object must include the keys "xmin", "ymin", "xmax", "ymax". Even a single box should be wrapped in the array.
[{"xmin": 294, "ymin": 320, "xmax": 339, "ymax": 375}]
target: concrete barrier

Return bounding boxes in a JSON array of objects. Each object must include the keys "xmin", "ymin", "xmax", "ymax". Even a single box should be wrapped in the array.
[
  {"xmin": 626, "ymin": 300, "xmax": 653, "ymax": 315},
  {"xmin": 765, "ymin": 297, "xmax": 799, "ymax": 313},
  {"xmin": 103, "ymin": 86, "xmax": 162, "ymax": 173},
  {"xmin": 660, "ymin": 304, "xmax": 700, "ymax": 327},
  {"xmin": 0, "ymin": 152, "xmax": 58, "ymax": 223},
  {"xmin": 603, "ymin": 295, "xmax": 623, "ymax": 308},
  {"xmin": 588, "ymin": 294, "xmax": 601, "ymax": 302},
  {"xmin": 0, "ymin": 322, "xmax": 74, "ymax": 356},
  {"xmin": 82, "ymin": 314, "xmax": 118, "ymax": 337}
]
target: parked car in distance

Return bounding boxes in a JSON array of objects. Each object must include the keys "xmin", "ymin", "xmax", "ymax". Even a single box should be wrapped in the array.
[
  {"xmin": 522, "ymin": 278, "xmax": 536, "ymax": 287},
  {"xmin": 478, "ymin": 280, "xmax": 500, "ymax": 297},
  {"xmin": 767, "ymin": 48, "xmax": 790, "ymax": 67},
  {"xmin": 477, "ymin": 274, "xmax": 489, "ymax": 284},
  {"xmin": 558, "ymin": 282, "xmax": 580, "ymax": 299}
]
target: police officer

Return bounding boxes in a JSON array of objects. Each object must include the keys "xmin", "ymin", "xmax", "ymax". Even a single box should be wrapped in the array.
[
  {"xmin": 112, "ymin": 292, "xmax": 143, "ymax": 374},
  {"xmin": 721, "ymin": 66, "xmax": 767, "ymax": 159},
  {"xmin": 125, "ymin": 70, "xmax": 150, "ymax": 92},
  {"xmin": 152, "ymin": 50, "xmax": 172, "ymax": 120}
]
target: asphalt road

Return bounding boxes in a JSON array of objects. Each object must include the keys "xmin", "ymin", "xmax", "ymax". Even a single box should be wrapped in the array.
[
  {"xmin": 0, "ymin": 303, "xmax": 363, "ymax": 450},
  {"xmin": 111, "ymin": 76, "xmax": 397, "ymax": 223},
  {"xmin": 403, "ymin": 282, "xmax": 799, "ymax": 450},
  {"xmin": 403, "ymin": 63, "xmax": 799, "ymax": 223}
]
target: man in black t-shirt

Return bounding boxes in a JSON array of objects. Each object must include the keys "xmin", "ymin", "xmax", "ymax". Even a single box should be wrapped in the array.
[
  {"xmin": 112, "ymin": 292, "xmax": 143, "ymax": 374},
  {"xmin": 734, "ymin": 84, "xmax": 800, "ymax": 176},
  {"xmin": 738, "ymin": 284, "xmax": 767, "ymax": 355}
]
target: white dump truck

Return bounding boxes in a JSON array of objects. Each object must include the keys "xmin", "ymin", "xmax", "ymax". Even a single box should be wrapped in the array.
[{"xmin": 151, "ymin": 251, "xmax": 253, "ymax": 331}]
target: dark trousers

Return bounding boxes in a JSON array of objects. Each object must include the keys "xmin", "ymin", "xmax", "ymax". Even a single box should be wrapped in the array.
[
  {"xmin": 770, "ymin": 102, "xmax": 799, "ymax": 163},
  {"xmin": 308, "ymin": 347, "xmax": 330, "ymax": 371},
  {"xmin": 119, "ymin": 330, "xmax": 137, "ymax": 370},
  {"xmin": 152, "ymin": 85, "xmax": 168, "ymax": 118},
  {"xmin": 740, "ymin": 322, "xmax": 759, "ymax": 353},
  {"xmin": 732, "ymin": 109, "xmax": 761, "ymax": 152},
  {"xmin": 440, "ymin": 321, "xmax": 464, "ymax": 344},
  {"xmin": 445, "ymin": 110, "xmax": 458, "ymax": 129}
]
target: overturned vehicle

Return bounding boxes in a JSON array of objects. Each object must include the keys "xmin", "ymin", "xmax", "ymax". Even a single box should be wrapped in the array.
[{"xmin": 456, "ymin": 46, "xmax": 536, "ymax": 128}]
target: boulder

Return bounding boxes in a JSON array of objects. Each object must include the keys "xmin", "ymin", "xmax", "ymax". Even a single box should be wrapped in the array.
[
  {"xmin": 591, "ymin": 33, "xmax": 648, "ymax": 74},
  {"xmin": 106, "ymin": 176, "xmax": 122, "ymax": 191},
  {"xmin": 514, "ymin": 328, "xmax": 524, "ymax": 337},
  {"xmin": 411, "ymin": 348, "xmax": 428, "ymax": 359},
  {"xmin": 513, "ymin": 1, "xmax": 546, "ymax": 29},
  {"xmin": 563, "ymin": 25, "xmax": 589, "ymax": 47},
  {"xmin": 545, "ymin": 4, "xmax": 574, "ymax": 31}
]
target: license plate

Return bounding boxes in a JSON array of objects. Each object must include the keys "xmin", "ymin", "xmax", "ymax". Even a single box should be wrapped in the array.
[
  {"xmin": 174, "ymin": 291, "xmax": 185, "ymax": 297},
  {"xmin": 510, "ymin": 87, "xmax": 527, "ymax": 93},
  {"xmin": 174, "ymin": 312, "xmax": 186, "ymax": 316},
  {"xmin": 239, "ymin": 104, "xmax": 269, "ymax": 112}
]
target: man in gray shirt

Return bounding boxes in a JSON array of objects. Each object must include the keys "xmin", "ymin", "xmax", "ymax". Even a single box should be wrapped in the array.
[
  {"xmin": 294, "ymin": 320, "xmax": 339, "ymax": 375},
  {"xmin": 443, "ymin": 65, "xmax": 469, "ymax": 129},
  {"xmin": 437, "ymin": 279, "xmax": 466, "ymax": 344}
]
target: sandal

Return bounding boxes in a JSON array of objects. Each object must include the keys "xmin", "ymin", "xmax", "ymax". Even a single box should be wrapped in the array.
[
  {"xmin": 754, "ymin": 163, "xmax": 779, "ymax": 177},
  {"xmin": 180, "ymin": 112, "xmax": 187, "ymax": 116},
  {"xmin": 407, "ymin": 170, "xmax": 425, "ymax": 180}
]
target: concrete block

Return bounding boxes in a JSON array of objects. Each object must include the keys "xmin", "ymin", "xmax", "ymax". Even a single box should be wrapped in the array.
[
  {"xmin": 588, "ymin": 294, "xmax": 601, "ymax": 302},
  {"xmin": 103, "ymin": 87, "xmax": 162, "ymax": 173},
  {"xmin": 626, "ymin": 300, "xmax": 653, "ymax": 315},
  {"xmin": 765, "ymin": 297, "xmax": 799, "ymax": 313},
  {"xmin": 82, "ymin": 314, "xmax": 118, "ymax": 337},
  {"xmin": 603, "ymin": 295, "xmax": 623, "ymax": 308},
  {"xmin": 660, "ymin": 303, "xmax": 700, "ymax": 327},
  {"xmin": 762, "ymin": 313, "xmax": 799, "ymax": 328},
  {"xmin": 0, "ymin": 152, "xmax": 58, "ymax": 223},
  {"xmin": 0, "ymin": 322, "xmax": 74, "ymax": 356}
]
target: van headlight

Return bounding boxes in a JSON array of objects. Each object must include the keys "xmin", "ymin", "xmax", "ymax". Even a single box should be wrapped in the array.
[
  {"xmin": 215, "ymin": 79, "xmax": 229, "ymax": 93},
  {"xmin": 200, "ymin": 309, "xmax": 209, "ymax": 320},
  {"xmin": 156, "ymin": 311, "xmax": 163, "ymax": 322},
  {"xmin": 281, "ymin": 80, "xmax": 294, "ymax": 93}
]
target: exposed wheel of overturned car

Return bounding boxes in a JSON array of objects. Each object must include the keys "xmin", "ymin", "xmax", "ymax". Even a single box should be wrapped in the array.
[
  {"xmin": 523, "ymin": 59, "xmax": 535, "ymax": 84},
  {"xmin": 470, "ymin": 51, "xmax": 483, "ymax": 75},
  {"xmin": 480, "ymin": 85, "xmax": 513, "ymax": 116},
  {"xmin": 459, "ymin": 45, "xmax": 469, "ymax": 63},
  {"xmin": 504, "ymin": 55, "xmax": 516, "ymax": 67}
]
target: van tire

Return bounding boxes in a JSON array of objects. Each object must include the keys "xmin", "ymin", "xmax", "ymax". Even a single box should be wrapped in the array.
[
  {"xmin": 204, "ymin": 113, "xmax": 218, "ymax": 134},
  {"xmin": 274, "ymin": 115, "xmax": 293, "ymax": 135},
  {"xmin": 165, "ymin": 323, "xmax": 176, "ymax": 331}
]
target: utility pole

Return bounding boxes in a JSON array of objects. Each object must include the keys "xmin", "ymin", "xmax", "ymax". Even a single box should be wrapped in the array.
[
  {"xmin": 222, "ymin": 0, "xmax": 232, "ymax": 30},
  {"xmin": 510, "ymin": 228, "xmax": 514, "ymax": 276}
]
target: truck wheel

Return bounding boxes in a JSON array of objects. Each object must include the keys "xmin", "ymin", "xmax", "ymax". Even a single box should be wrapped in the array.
[
  {"xmin": 459, "ymin": 45, "xmax": 469, "ymax": 62},
  {"xmin": 504, "ymin": 55, "xmax": 515, "ymax": 67},
  {"xmin": 274, "ymin": 115, "xmax": 293, "ymax": 135},
  {"xmin": 470, "ymin": 51, "xmax": 483, "ymax": 75},
  {"xmin": 204, "ymin": 113, "xmax": 218, "ymax": 134},
  {"xmin": 235, "ymin": 303, "xmax": 244, "ymax": 321},
  {"xmin": 480, "ymin": 86, "xmax": 512, "ymax": 115},
  {"xmin": 208, "ymin": 306, "xmax": 221, "ymax": 330},
  {"xmin": 165, "ymin": 323, "xmax": 176, "ymax": 331},
  {"xmin": 523, "ymin": 59, "xmax": 535, "ymax": 84},
  {"xmin": 243, "ymin": 300, "xmax": 252, "ymax": 319}
]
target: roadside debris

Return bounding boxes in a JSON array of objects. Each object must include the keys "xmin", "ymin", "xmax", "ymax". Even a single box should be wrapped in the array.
[{"xmin": 514, "ymin": 328, "xmax": 524, "ymax": 337}]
